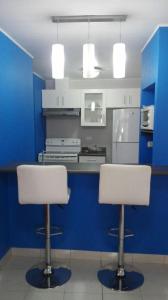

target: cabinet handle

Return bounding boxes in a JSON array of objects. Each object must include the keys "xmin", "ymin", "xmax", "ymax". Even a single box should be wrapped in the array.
[
  {"xmin": 62, "ymin": 96, "xmax": 64, "ymax": 106},
  {"xmin": 129, "ymin": 96, "xmax": 132, "ymax": 105},
  {"xmin": 124, "ymin": 96, "xmax": 126, "ymax": 105}
]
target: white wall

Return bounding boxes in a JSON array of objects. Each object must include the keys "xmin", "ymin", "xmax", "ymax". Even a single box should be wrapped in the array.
[
  {"xmin": 69, "ymin": 78, "xmax": 141, "ymax": 89},
  {"xmin": 45, "ymin": 78, "xmax": 141, "ymax": 90}
]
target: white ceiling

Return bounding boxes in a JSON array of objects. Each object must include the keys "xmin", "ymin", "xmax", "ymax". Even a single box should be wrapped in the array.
[{"xmin": 0, "ymin": 0, "xmax": 168, "ymax": 79}]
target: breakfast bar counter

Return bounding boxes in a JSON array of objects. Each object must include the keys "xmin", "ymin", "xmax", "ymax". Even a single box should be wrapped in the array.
[{"xmin": 0, "ymin": 162, "xmax": 168, "ymax": 175}]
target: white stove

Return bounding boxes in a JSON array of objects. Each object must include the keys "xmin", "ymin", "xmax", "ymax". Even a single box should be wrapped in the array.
[{"xmin": 38, "ymin": 138, "xmax": 81, "ymax": 163}]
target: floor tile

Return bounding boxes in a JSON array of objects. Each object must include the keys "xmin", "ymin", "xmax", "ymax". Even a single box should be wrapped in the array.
[
  {"xmin": 4, "ymin": 256, "xmax": 42, "ymax": 271},
  {"xmin": 103, "ymin": 292, "xmax": 142, "ymax": 300},
  {"xmin": 64, "ymin": 292, "xmax": 102, "ymax": 300},
  {"xmin": 64, "ymin": 259, "xmax": 102, "ymax": 293},
  {"xmin": 0, "ymin": 269, "xmax": 30, "ymax": 291},
  {"xmin": 143, "ymin": 295, "xmax": 168, "ymax": 300},
  {"xmin": 0, "ymin": 290, "xmax": 28, "ymax": 300},
  {"xmin": 25, "ymin": 290, "xmax": 64, "ymax": 300}
]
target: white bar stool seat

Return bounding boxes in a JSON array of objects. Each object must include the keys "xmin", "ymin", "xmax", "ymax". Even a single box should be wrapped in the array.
[
  {"xmin": 17, "ymin": 165, "xmax": 71, "ymax": 289},
  {"xmin": 98, "ymin": 164, "xmax": 151, "ymax": 292}
]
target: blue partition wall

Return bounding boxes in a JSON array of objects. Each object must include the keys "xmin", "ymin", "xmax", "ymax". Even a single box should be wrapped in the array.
[
  {"xmin": 0, "ymin": 31, "xmax": 35, "ymax": 166},
  {"xmin": 0, "ymin": 31, "xmax": 38, "ymax": 259}
]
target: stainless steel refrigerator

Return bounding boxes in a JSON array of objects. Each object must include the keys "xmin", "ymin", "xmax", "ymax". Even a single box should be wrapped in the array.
[{"xmin": 112, "ymin": 108, "xmax": 140, "ymax": 164}]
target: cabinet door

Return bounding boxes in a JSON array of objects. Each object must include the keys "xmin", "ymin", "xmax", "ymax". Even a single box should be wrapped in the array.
[
  {"xmin": 106, "ymin": 89, "xmax": 140, "ymax": 108},
  {"xmin": 42, "ymin": 90, "xmax": 81, "ymax": 108},
  {"xmin": 106, "ymin": 90, "xmax": 123, "ymax": 108},
  {"xmin": 61, "ymin": 90, "xmax": 81, "ymax": 108},
  {"xmin": 81, "ymin": 90, "xmax": 106, "ymax": 126},
  {"xmin": 42, "ymin": 90, "xmax": 59, "ymax": 108},
  {"xmin": 122, "ymin": 89, "xmax": 140, "ymax": 108}
]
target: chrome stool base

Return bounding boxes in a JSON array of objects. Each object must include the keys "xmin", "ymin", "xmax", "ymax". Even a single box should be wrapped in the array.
[
  {"xmin": 98, "ymin": 269, "xmax": 144, "ymax": 291},
  {"xmin": 26, "ymin": 266, "xmax": 71, "ymax": 289}
]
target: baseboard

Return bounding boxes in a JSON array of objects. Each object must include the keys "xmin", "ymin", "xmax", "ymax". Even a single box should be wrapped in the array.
[
  {"xmin": 10, "ymin": 248, "xmax": 168, "ymax": 264},
  {"xmin": 0, "ymin": 249, "xmax": 12, "ymax": 267}
]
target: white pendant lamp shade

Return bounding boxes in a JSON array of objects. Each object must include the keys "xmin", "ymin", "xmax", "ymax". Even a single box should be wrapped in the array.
[
  {"xmin": 52, "ymin": 44, "xmax": 65, "ymax": 79},
  {"xmin": 83, "ymin": 43, "xmax": 99, "ymax": 78},
  {"xmin": 113, "ymin": 43, "xmax": 126, "ymax": 78}
]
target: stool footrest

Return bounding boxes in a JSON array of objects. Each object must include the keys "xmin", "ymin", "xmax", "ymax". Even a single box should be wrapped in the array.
[
  {"xmin": 108, "ymin": 228, "xmax": 134, "ymax": 238},
  {"xmin": 36, "ymin": 226, "xmax": 63, "ymax": 236}
]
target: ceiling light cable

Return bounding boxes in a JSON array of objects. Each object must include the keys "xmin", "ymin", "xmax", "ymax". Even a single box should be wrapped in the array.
[
  {"xmin": 120, "ymin": 21, "xmax": 121, "ymax": 43},
  {"xmin": 56, "ymin": 20, "xmax": 59, "ymax": 41},
  {"xmin": 51, "ymin": 20, "xmax": 65, "ymax": 79}
]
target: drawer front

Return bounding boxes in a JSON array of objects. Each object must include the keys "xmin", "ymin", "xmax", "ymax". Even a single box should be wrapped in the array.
[{"xmin": 79, "ymin": 156, "xmax": 106, "ymax": 163}]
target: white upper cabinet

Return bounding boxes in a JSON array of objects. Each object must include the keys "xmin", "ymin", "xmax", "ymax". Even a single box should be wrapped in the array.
[
  {"xmin": 42, "ymin": 90, "xmax": 81, "ymax": 108},
  {"xmin": 81, "ymin": 90, "xmax": 106, "ymax": 127},
  {"xmin": 105, "ymin": 88, "xmax": 140, "ymax": 108},
  {"xmin": 42, "ymin": 87, "xmax": 140, "ymax": 111}
]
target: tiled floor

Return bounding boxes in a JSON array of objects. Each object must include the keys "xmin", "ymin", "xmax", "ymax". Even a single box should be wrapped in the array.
[{"xmin": 0, "ymin": 255, "xmax": 168, "ymax": 300}]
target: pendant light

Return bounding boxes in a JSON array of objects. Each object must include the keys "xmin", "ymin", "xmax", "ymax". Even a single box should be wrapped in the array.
[
  {"xmin": 113, "ymin": 22, "xmax": 126, "ymax": 78},
  {"xmin": 83, "ymin": 21, "xmax": 99, "ymax": 78},
  {"xmin": 52, "ymin": 22, "xmax": 65, "ymax": 79}
]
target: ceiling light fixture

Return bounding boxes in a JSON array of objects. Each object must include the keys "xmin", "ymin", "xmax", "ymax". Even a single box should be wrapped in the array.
[
  {"xmin": 83, "ymin": 20, "xmax": 99, "ymax": 79},
  {"xmin": 52, "ymin": 22, "xmax": 65, "ymax": 79},
  {"xmin": 113, "ymin": 21, "xmax": 126, "ymax": 78},
  {"xmin": 51, "ymin": 15, "xmax": 127, "ymax": 79}
]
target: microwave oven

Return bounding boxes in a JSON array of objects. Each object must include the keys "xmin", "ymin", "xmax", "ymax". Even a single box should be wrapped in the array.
[{"xmin": 141, "ymin": 105, "xmax": 154, "ymax": 131}]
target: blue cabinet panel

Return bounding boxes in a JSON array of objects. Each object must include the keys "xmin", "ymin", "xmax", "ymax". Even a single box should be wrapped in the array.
[
  {"xmin": 0, "ymin": 32, "xmax": 35, "ymax": 165},
  {"xmin": 141, "ymin": 32, "xmax": 159, "ymax": 89},
  {"xmin": 33, "ymin": 74, "xmax": 45, "ymax": 159},
  {"xmin": 152, "ymin": 28, "xmax": 168, "ymax": 165},
  {"xmin": 140, "ymin": 27, "xmax": 168, "ymax": 165}
]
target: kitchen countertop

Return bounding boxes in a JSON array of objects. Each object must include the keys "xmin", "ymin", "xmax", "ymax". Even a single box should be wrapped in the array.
[{"xmin": 0, "ymin": 163, "xmax": 168, "ymax": 175}]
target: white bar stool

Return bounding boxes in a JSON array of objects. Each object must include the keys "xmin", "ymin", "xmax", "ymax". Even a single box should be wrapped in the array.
[
  {"xmin": 97, "ymin": 164, "xmax": 151, "ymax": 291},
  {"xmin": 17, "ymin": 165, "xmax": 71, "ymax": 289}
]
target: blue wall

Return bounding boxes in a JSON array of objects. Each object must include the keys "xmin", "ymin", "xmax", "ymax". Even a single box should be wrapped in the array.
[
  {"xmin": 8, "ymin": 173, "xmax": 168, "ymax": 255},
  {"xmin": 0, "ymin": 31, "xmax": 41, "ymax": 260},
  {"xmin": 0, "ymin": 32, "xmax": 35, "ymax": 166},
  {"xmin": 33, "ymin": 74, "xmax": 45, "ymax": 159},
  {"xmin": 0, "ymin": 174, "xmax": 10, "ymax": 258}
]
